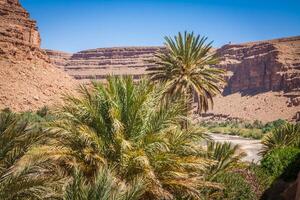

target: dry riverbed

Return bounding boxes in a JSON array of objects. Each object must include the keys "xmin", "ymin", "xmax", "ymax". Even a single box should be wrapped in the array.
[{"xmin": 209, "ymin": 133, "xmax": 263, "ymax": 163}]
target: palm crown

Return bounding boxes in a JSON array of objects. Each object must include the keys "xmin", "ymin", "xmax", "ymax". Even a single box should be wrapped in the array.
[
  {"xmin": 24, "ymin": 76, "xmax": 217, "ymax": 199},
  {"xmin": 147, "ymin": 31, "xmax": 225, "ymax": 113}
]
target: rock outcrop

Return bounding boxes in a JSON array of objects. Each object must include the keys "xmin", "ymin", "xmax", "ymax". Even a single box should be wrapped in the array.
[
  {"xmin": 0, "ymin": 0, "xmax": 48, "ymax": 61},
  {"xmin": 47, "ymin": 37, "xmax": 300, "ymax": 96},
  {"xmin": 216, "ymin": 36, "xmax": 300, "ymax": 95},
  {"xmin": 46, "ymin": 36, "xmax": 300, "ymax": 122},
  {"xmin": 47, "ymin": 47, "xmax": 163, "ymax": 82},
  {"xmin": 0, "ymin": 0, "xmax": 76, "ymax": 111},
  {"xmin": 44, "ymin": 49, "xmax": 72, "ymax": 69}
]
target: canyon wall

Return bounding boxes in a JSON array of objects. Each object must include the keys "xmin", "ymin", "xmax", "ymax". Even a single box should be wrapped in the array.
[
  {"xmin": 216, "ymin": 36, "xmax": 300, "ymax": 95},
  {"xmin": 47, "ymin": 37, "xmax": 300, "ymax": 96},
  {"xmin": 46, "ymin": 37, "xmax": 300, "ymax": 122},
  {"xmin": 0, "ymin": 0, "xmax": 76, "ymax": 111},
  {"xmin": 46, "ymin": 47, "xmax": 163, "ymax": 82},
  {"xmin": 0, "ymin": 0, "xmax": 48, "ymax": 62}
]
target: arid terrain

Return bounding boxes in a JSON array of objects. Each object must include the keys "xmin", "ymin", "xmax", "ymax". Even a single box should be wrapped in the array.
[
  {"xmin": 0, "ymin": 0, "xmax": 299, "ymax": 122},
  {"xmin": 0, "ymin": 1, "xmax": 299, "ymax": 199},
  {"xmin": 0, "ymin": 0, "xmax": 77, "ymax": 111},
  {"xmin": 46, "ymin": 38, "xmax": 300, "ymax": 122}
]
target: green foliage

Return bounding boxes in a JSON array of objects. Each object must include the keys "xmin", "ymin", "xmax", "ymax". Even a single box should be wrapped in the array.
[
  {"xmin": 208, "ymin": 126, "xmax": 264, "ymax": 139},
  {"xmin": 262, "ymin": 119, "xmax": 287, "ymax": 133},
  {"xmin": 0, "ymin": 111, "xmax": 62, "ymax": 199},
  {"xmin": 205, "ymin": 172, "xmax": 256, "ymax": 200},
  {"xmin": 261, "ymin": 123, "xmax": 300, "ymax": 155},
  {"xmin": 260, "ymin": 147, "xmax": 300, "ymax": 180},
  {"xmin": 64, "ymin": 167, "xmax": 146, "ymax": 200},
  {"xmin": 147, "ymin": 31, "xmax": 224, "ymax": 113},
  {"xmin": 201, "ymin": 120, "xmax": 291, "ymax": 140},
  {"xmin": 36, "ymin": 106, "xmax": 49, "ymax": 118},
  {"xmin": 205, "ymin": 141, "xmax": 245, "ymax": 178},
  {"xmin": 26, "ymin": 76, "xmax": 217, "ymax": 199},
  {"xmin": 248, "ymin": 164, "xmax": 273, "ymax": 192}
]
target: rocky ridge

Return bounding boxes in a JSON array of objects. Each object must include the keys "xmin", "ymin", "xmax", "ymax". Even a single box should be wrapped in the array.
[
  {"xmin": 0, "ymin": 0, "xmax": 77, "ymax": 111},
  {"xmin": 47, "ymin": 37, "xmax": 300, "ymax": 96},
  {"xmin": 46, "ymin": 37, "xmax": 300, "ymax": 122},
  {"xmin": 45, "ymin": 47, "xmax": 164, "ymax": 82},
  {"xmin": 216, "ymin": 36, "xmax": 300, "ymax": 95}
]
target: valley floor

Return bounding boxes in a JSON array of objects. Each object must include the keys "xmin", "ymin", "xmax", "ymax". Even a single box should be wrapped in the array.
[
  {"xmin": 202, "ymin": 91, "xmax": 299, "ymax": 122},
  {"xmin": 209, "ymin": 133, "xmax": 263, "ymax": 162}
]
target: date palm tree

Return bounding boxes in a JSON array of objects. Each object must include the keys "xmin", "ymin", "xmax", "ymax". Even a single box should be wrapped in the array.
[
  {"xmin": 0, "ymin": 111, "xmax": 62, "ymax": 200},
  {"xmin": 261, "ymin": 123, "xmax": 300, "ymax": 155},
  {"xmin": 22, "ymin": 76, "xmax": 217, "ymax": 199},
  {"xmin": 147, "ymin": 31, "xmax": 225, "ymax": 113},
  {"xmin": 64, "ymin": 167, "xmax": 146, "ymax": 200}
]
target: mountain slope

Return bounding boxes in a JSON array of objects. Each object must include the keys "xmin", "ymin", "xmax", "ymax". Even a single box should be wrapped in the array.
[{"xmin": 0, "ymin": 0, "xmax": 77, "ymax": 111}]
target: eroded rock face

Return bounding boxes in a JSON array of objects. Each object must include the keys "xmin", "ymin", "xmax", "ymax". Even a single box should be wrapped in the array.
[
  {"xmin": 46, "ymin": 37, "xmax": 300, "ymax": 122},
  {"xmin": 216, "ymin": 36, "xmax": 300, "ymax": 95},
  {"xmin": 0, "ymin": 0, "xmax": 77, "ymax": 111},
  {"xmin": 47, "ymin": 37, "xmax": 300, "ymax": 96},
  {"xmin": 47, "ymin": 47, "xmax": 164, "ymax": 82},
  {"xmin": 0, "ymin": 0, "xmax": 49, "ymax": 61},
  {"xmin": 44, "ymin": 49, "xmax": 72, "ymax": 69}
]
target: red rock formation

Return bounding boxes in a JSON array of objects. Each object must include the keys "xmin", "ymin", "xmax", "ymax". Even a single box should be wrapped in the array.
[
  {"xmin": 46, "ymin": 37, "xmax": 300, "ymax": 122},
  {"xmin": 216, "ymin": 36, "xmax": 300, "ymax": 95},
  {"xmin": 0, "ymin": 0, "xmax": 77, "ymax": 111},
  {"xmin": 44, "ymin": 49, "xmax": 72, "ymax": 69},
  {"xmin": 47, "ymin": 47, "xmax": 163, "ymax": 82},
  {"xmin": 47, "ymin": 37, "xmax": 300, "ymax": 96},
  {"xmin": 0, "ymin": 0, "xmax": 49, "ymax": 61}
]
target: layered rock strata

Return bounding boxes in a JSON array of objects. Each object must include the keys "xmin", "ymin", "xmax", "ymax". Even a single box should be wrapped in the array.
[
  {"xmin": 47, "ymin": 47, "xmax": 164, "ymax": 82},
  {"xmin": 216, "ymin": 36, "xmax": 300, "ymax": 95},
  {"xmin": 0, "ymin": 0, "xmax": 76, "ymax": 111},
  {"xmin": 46, "ymin": 37, "xmax": 300, "ymax": 122},
  {"xmin": 47, "ymin": 37, "xmax": 300, "ymax": 96}
]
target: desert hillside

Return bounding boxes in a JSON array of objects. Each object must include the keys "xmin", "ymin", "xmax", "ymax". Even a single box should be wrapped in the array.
[
  {"xmin": 0, "ymin": 0, "xmax": 77, "ymax": 111},
  {"xmin": 46, "ymin": 37, "xmax": 300, "ymax": 122}
]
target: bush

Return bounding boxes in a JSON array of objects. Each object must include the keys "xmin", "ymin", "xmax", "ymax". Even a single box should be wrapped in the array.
[
  {"xmin": 262, "ymin": 119, "xmax": 287, "ymax": 133},
  {"xmin": 260, "ymin": 147, "xmax": 300, "ymax": 180},
  {"xmin": 208, "ymin": 172, "xmax": 256, "ymax": 200}
]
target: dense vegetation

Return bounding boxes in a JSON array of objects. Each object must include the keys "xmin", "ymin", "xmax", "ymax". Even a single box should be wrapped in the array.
[
  {"xmin": 0, "ymin": 32, "xmax": 299, "ymax": 199},
  {"xmin": 200, "ymin": 119, "xmax": 288, "ymax": 139}
]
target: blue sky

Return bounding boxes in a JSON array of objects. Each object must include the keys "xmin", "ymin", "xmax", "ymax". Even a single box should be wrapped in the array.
[{"xmin": 21, "ymin": 0, "xmax": 300, "ymax": 53}]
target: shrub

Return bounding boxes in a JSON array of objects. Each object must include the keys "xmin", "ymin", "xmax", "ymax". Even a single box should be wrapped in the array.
[
  {"xmin": 262, "ymin": 119, "xmax": 287, "ymax": 133},
  {"xmin": 36, "ymin": 106, "xmax": 49, "ymax": 117},
  {"xmin": 207, "ymin": 172, "xmax": 256, "ymax": 200},
  {"xmin": 261, "ymin": 123, "xmax": 300, "ymax": 155},
  {"xmin": 260, "ymin": 147, "xmax": 300, "ymax": 180}
]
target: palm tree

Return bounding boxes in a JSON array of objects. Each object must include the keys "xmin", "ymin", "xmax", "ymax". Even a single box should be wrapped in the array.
[
  {"xmin": 64, "ymin": 167, "xmax": 146, "ymax": 200},
  {"xmin": 201, "ymin": 141, "xmax": 246, "ymax": 199},
  {"xmin": 147, "ymin": 31, "xmax": 225, "ymax": 113},
  {"xmin": 0, "ymin": 111, "xmax": 62, "ymax": 200},
  {"xmin": 261, "ymin": 123, "xmax": 300, "ymax": 156},
  {"xmin": 23, "ymin": 76, "xmax": 216, "ymax": 199},
  {"xmin": 205, "ymin": 141, "xmax": 245, "ymax": 179}
]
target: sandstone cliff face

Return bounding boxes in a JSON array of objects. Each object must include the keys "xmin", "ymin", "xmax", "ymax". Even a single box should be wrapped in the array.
[
  {"xmin": 0, "ymin": 0, "xmax": 76, "ymax": 111},
  {"xmin": 46, "ymin": 37, "xmax": 300, "ymax": 122},
  {"xmin": 48, "ymin": 47, "xmax": 163, "ymax": 82},
  {"xmin": 216, "ymin": 36, "xmax": 300, "ymax": 95},
  {"xmin": 47, "ymin": 37, "xmax": 300, "ymax": 96},
  {"xmin": 44, "ymin": 49, "xmax": 72, "ymax": 69},
  {"xmin": 0, "ymin": 0, "xmax": 49, "ymax": 61}
]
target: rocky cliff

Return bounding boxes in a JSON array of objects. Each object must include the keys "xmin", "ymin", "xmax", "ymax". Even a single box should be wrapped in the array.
[
  {"xmin": 0, "ymin": 0, "xmax": 48, "ymax": 61},
  {"xmin": 44, "ymin": 49, "xmax": 72, "ymax": 69},
  {"xmin": 46, "ymin": 37, "xmax": 300, "ymax": 122},
  {"xmin": 47, "ymin": 37, "xmax": 300, "ymax": 96},
  {"xmin": 216, "ymin": 36, "xmax": 300, "ymax": 95},
  {"xmin": 47, "ymin": 47, "xmax": 163, "ymax": 82},
  {"xmin": 0, "ymin": 0, "xmax": 76, "ymax": 111}
]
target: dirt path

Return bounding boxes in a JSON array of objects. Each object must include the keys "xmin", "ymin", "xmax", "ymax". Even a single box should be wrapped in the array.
[{"xmin": 209, "ymin": 133, "xmax": 263, "ymax": 163}]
